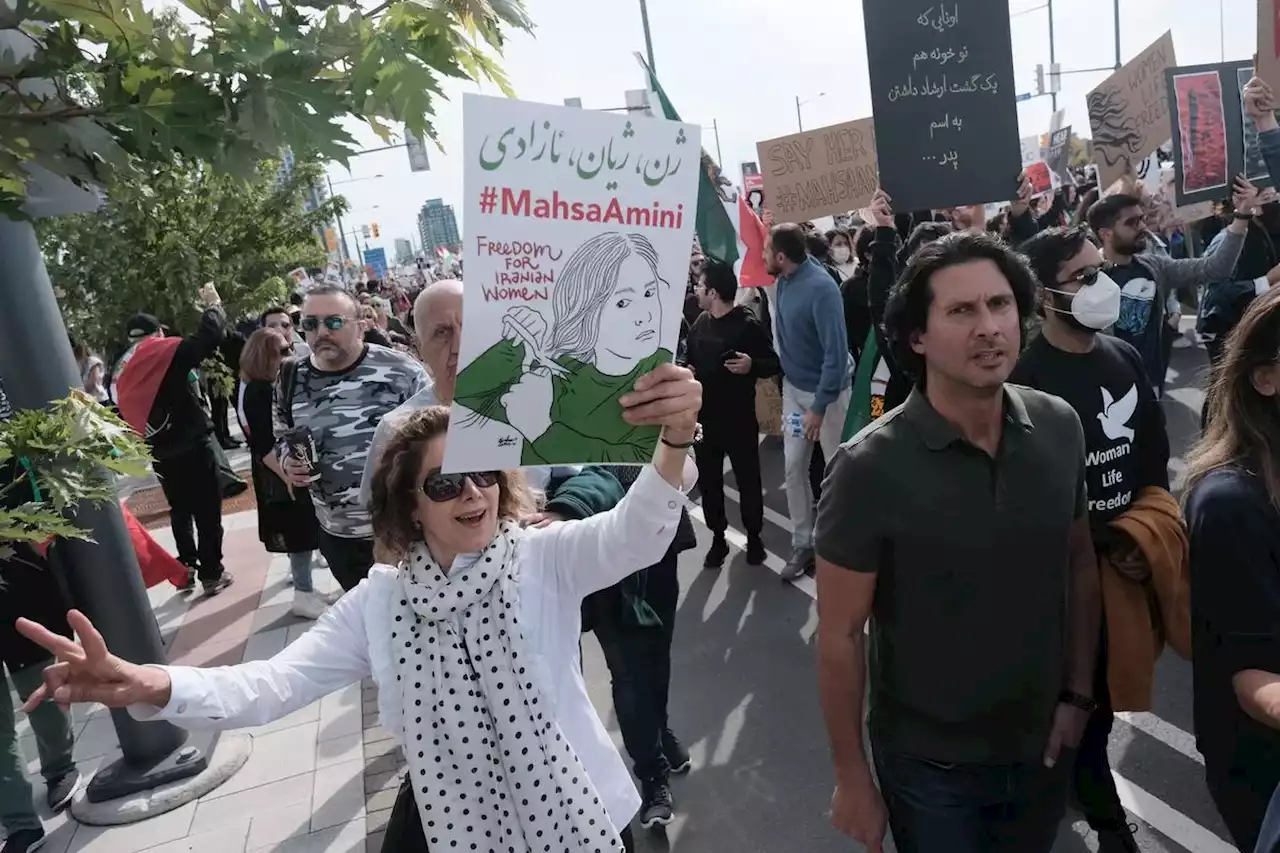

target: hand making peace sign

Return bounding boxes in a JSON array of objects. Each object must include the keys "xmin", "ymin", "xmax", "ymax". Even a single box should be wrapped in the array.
[{"xmin": 15, "ymin": 610, "xmax": 172, "ymax": 712}]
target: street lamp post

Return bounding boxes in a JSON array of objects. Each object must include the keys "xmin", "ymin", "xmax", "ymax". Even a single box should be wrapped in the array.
[
  {"xmin": 1047, "ymin": 0, "xmax": 1057, "ymax": 112},
  {"xmin": 326, "ymin": 174, "xmax": 385, "ymax": 265},
  {"xmin": 1113, "ymin": 0, "xmax": 1121, "ymax": 69},
  {"xmin": 795, "ymin": 92, "xmax": 826, "ymax": 132}
]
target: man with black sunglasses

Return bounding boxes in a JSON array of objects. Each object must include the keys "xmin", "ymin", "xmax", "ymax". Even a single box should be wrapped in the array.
[
  {"xmin": 1012, "ymin": 227, "xmax": 1171, "ymax": 853},
  {"xmin": 266, "ymin": 285, "xmax": 428, "ymax": 591}
]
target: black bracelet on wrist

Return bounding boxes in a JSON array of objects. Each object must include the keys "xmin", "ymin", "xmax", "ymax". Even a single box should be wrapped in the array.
[
  {"xmin": 1058, "ymin": 689, "xmax": 1098, "ymax": 713},
  {"xmin": 1234, "ymin": 212, "xmax": 1254, "ymax": 221},
  {"xmin": 660, "ymin": 423, "xmax": 702, "ymax": 449}
]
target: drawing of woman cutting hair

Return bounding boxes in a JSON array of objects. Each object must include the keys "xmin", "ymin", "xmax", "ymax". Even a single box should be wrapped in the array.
[{"xmin": 453, "ymin": 231, "xmax": 674, "ymax": 465}]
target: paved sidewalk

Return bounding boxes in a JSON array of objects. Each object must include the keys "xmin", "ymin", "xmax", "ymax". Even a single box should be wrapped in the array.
[{"xmin": 13, "ymin": 510, "xmax": 372, "ymax": 853}]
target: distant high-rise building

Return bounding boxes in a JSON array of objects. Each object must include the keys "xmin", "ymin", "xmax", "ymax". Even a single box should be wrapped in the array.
[
  {"xmin": 393, "ymin": 238, "xmax": 414, "ymax": 265},
  {"xmin": 276, "ymin": 147, "xmax": 338, "ymax": 261},
  {"xmin": 417, "ymin": 198, "xmax": 460, "ymax": 256}
]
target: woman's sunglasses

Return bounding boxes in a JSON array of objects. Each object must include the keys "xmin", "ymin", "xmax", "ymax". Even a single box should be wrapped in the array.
[
  {"xmin": 422, "ymin": 471, "xmax": 499, "ymax": 502},
  {"xmin": 300, "ymin": 315, "xmax": 353, "ymax": 333}
]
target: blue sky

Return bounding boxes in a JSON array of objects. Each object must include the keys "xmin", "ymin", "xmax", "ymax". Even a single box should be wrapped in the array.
[{"xmin": 331, "ymin": 0, "xmax": 1259, "ymax": 259}]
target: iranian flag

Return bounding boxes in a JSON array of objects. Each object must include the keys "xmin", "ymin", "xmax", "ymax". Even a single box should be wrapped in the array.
[{"xmin": 635, "ymin": 53, "xmax": 739, "ymax": 268}]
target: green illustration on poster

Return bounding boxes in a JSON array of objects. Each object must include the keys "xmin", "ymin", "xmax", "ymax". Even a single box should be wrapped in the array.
[
  {"xmin": 453, "ymin": 232, "xmax": 673, "ymax": 465},
  {"xmin": 442, "ymin": 94, "xmax": 701, "ymax": 473}
]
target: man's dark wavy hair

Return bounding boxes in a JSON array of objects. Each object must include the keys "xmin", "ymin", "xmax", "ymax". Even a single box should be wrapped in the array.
[{"xmin": 883, "ymin": 231, "xmax": 1039, "ymax": 383}]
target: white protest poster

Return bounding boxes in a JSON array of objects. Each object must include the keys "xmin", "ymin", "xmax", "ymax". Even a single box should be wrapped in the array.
[{"xmin": 442, "ymin": 93, "xmax": 701, "ymax": 473}]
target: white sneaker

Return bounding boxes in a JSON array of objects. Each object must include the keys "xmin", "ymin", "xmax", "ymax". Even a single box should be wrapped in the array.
[
  {"xmin": 322, "ymin": 589, "xmax": 344, "ymax": 605},
  {"xmin": 312, "ymin": 553, "xmax": 329, "ymax": 569},
  {"xmin": 291, "ymin": 590, "xmax": 327, "ymax": 620}
]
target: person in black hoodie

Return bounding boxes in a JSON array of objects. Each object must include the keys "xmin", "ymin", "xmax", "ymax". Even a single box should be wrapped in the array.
[
  {"xmin": 686, "ymin": 259, "xmax": 779, "ymax": 568},
  {"xmin": 112, "ymin": 285, "xmax": 232, "ymax": 595}
]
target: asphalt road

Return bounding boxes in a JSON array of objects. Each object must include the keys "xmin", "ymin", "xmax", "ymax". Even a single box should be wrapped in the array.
[{"xmin": 581, "ymin": 328, "xmax": 1239, "ymax": 853}]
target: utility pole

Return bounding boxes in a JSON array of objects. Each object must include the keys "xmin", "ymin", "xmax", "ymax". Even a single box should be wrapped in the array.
[
  {"xmin": 1113, "ymin": 0, "xmax": 1121, "ymax": 69},
  {"xmin": 1047, "ymin": 0, "xmax": 1057, "ymax": 112},
  {"xmin": 638, "ymin": 0, "xmax": 656, "ymax": 72},
  {"xmin": 0, "ymin": 217, "xmax": 206, "ymax": 804}
]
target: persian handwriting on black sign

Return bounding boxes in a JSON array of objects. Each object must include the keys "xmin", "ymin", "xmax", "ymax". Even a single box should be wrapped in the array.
[
  {"xmin": 929, "ymin": 114, "xmax": 963, "ymax": 138},
  {"xmin": 477, "ymin": 119, "xmax": 687, "ymax": 187},
  {"xmin": 912, "ymin": 45, "xmax": 970, "ymax": 69},
  {"xmin": 917, "ymin": 3, "xmax": 959, "ymax": 31},
  {"xmin": 922, "ymin": 151, "xmax": 960, "ymax": 169},
  {"xmin": 888, "ymin": 73, "xmax": 1001, "ymax": 102}
]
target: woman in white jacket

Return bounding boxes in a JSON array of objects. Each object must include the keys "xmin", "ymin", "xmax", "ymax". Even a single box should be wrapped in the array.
[{"xmin": 17, "ymin": 364, "xmax": 702, "ymax": 853}]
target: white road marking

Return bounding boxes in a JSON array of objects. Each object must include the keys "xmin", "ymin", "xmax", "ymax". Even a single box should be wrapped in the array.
[{"xmin": 1112, "ymin": 774, "xmax": 1236, "ymax": 853}]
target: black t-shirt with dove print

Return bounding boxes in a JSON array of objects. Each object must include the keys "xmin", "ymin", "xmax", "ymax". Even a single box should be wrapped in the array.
[{"xmin": 1011, "ymin": 333, "xmax": 1169, "ymax": 546}]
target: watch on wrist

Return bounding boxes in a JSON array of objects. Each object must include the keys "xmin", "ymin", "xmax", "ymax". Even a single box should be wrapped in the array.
[
  {"xmin": 660, "ymin": 423, "xmax": 702, "ymax": 449},
  {"xmin": 1058, "ymin": 689, "xmax": 1098, "ymax": 713}
]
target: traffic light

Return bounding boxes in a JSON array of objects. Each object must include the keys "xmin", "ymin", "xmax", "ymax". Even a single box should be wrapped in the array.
[
  {"xmin": 371, "ymin": 223, "xmax": 380, "ymax": 238},
  {"xmin": 1034, "ymin": 64, "xmax": 1045, "ymax": 96}
]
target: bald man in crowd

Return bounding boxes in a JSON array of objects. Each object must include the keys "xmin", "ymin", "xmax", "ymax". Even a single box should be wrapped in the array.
[{"xmin": 358, "ymin": 279, "xmax": 460, "ymax": 506}]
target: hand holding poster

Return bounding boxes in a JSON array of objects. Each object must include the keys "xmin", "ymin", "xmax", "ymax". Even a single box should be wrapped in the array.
[
  {"xmin": 863, "ymin": 0, "xmax": 1022, "ymax": 211},
  {"xmin": 755, "ymin": 118, "xmax": 878, "ymax": 222},
  {"xmin": 1087, "ymin": 32, "xmax": 1176, "ymax": 190},
  {"xmin": 443, "ymin": 94, "xmax": 700, "ymax": 473}
]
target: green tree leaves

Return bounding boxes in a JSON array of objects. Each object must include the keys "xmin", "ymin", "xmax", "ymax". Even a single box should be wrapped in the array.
[
  {"xmin": 40, "ymin": 157, "xmax": 342, "ymax": 352},
  {"xmin": 0, "ymin": 0, "xmax": 531, "ymax": 216},
  {"xmin": 0, "ymin": 392, "xmax": 151, "ymax": 557}
]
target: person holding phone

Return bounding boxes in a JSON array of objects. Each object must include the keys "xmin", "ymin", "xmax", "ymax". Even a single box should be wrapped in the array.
[
  {"xmin": 684, "ymin": 259, "xmax": 779, "ymax": 568},
  {"xmin": 263, "ymin": 285, "xmax": 428, "ymax": 591}
]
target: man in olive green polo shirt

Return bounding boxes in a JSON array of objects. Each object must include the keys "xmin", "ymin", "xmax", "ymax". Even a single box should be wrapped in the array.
[{"xmin": 813, "ymin": 232, "xmax": 1101, "ymax": 853}]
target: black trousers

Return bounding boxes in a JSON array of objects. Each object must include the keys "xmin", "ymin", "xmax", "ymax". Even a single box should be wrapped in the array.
[
  {"xmin": 592, "ymin": 552, "xmax": 680, "ymax": 783},
  {"xmin": 317, "ymin": 529, "xmax": 375, "ymax": 591},
  {"xmin": 153, "ymin": 441, "xmax": 224, "ymax": 581},
  {"xmin": 383, "ymin": 775, "xmax": 636, "ymax": 852},
  {"xmin": 210, "ymin": 392, "xmax": 233, "ymax": 444},
  {"xmin": 1204, "ymin": 749, "xmax": 1280, "ymax": 851},
  {"xmin": 1071, "ymin": 628, "xmax": 1128, "ymax": 832},
  {"xmin": 810, "ymin": 442, "xmax": 825, "ymax": 502},
  {"xmin": 694, "ymin": 423, "xmax": 764, "ymax": 537}
]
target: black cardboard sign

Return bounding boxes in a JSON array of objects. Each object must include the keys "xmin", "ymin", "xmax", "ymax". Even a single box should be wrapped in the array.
[
  {"xmin": 863, "ymin": 0, "xmax": 1022, "ymax": 211},
  {"xmin": 1165, "ymin": 61, "xmax": 1270, "ymax": 207}
]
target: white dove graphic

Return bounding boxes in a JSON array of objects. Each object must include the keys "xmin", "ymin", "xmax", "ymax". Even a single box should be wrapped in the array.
[{"xmin": 1097, "ymin": 385, "xmax": 1138, "ymax": 443}]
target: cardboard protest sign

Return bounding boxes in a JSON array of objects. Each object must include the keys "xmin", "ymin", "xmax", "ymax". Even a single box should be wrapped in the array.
[
  {"xmin": 1165, "ymin": 62, "xmax": 1267, "ymax": 206},
  {"xmin": 1259, "ymin": 0, "xmax": 1280, "ymax": 92},
  {"xmin": 442, "ymin": 94, "xmax": 700, "ymax": 473},
  {"xmin": 863, "ymin": 0, "xmax": 1021, "ymax": 211},
  {"xmin": 1087, "ymin": 32, "xmax": 1176, "ymax": 190},
  {"xmin": 755, "ymin": 118, "xmax": 878, "ymax": 222}
]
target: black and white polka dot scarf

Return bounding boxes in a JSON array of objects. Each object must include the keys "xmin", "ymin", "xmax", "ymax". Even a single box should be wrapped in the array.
[{"xmin": 390, "ymin": 522, "xmax": 623, "ymax": 852}]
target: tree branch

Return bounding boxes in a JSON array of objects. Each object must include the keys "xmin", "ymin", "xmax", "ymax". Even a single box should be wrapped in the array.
[{"xmin": 0, "ymin": 106, "xmax": 105, "ymax": 123}]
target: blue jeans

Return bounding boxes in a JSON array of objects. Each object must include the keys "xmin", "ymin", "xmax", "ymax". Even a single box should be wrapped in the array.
[
  {"xmin": 872, "ymin": 742, "xmax": 1072, "ymax": 853},
  {"xmin": 288, "ymin": 551, "xmax": 314, "ymax": 593},
  {"xmin": 1255, "ymin": 781, "xmax": 1280, "ymax": 853}
]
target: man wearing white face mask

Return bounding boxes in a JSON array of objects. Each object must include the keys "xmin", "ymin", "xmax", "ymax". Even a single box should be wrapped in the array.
[{"xmin": 1012, "ymin": 226, "xmax": 1171, "ymax": 853}]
